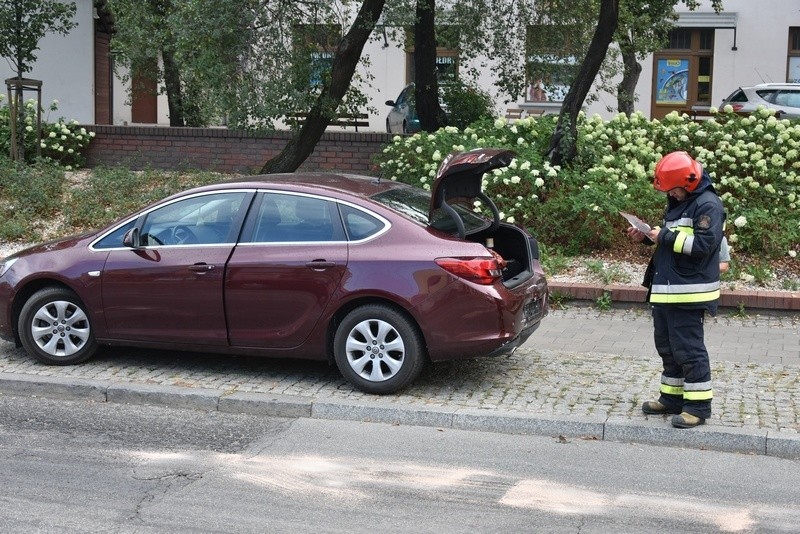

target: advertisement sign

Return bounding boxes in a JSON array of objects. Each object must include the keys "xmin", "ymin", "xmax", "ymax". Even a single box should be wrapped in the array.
[{"xmin": 656, "ymin": 58, "xmax": 689, "ymax": 105}]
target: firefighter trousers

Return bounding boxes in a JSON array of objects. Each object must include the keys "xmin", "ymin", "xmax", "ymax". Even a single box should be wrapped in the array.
[{"xmin": 652, "ymin": 305, "xmax": 713, "ymax": 419}]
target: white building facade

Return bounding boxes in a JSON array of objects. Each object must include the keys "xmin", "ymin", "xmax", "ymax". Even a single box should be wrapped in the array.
[{"xmin": 3, "ymin": 0, "xmax": 799, "ymax": 130}]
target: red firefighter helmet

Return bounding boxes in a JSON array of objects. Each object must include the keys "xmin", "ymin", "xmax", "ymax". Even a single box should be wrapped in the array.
[{"xmin": 653, "ymin": 151, "xmax": 703, "ymax": 192}]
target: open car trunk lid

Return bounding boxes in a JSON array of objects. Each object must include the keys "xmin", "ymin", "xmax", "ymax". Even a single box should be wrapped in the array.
[{"xmin": 429, "ymin": 148, "xmax": 515, "ymax": 239}]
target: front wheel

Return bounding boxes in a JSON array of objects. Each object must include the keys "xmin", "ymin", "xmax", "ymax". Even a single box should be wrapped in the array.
[
  {"xmin": 334, "ymin": 304, "xmax": 426, "ymax": 394},
  {"xmin": 18, "ymin": 287, "xmax": 98, "ymax": 365}
]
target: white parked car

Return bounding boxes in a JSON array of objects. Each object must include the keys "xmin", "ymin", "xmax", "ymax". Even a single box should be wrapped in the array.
[{"xmin": 721, "ymin": 83, "xmax": 800, "ymax": 119}]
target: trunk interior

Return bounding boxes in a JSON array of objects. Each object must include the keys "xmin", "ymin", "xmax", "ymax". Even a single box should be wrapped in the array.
[{"xmin": 469, "ymin": 224, "xmax": 538, "ymax": 286}]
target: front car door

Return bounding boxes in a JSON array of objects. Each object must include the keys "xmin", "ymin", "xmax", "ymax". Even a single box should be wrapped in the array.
[{"xmin": 100, "ymin": 191, "xmax": 251, "ymax": 345}]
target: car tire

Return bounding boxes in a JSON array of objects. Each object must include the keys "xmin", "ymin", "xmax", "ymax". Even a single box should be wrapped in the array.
[
  {"xmin": 334, "ymin": 304, "xmax": 426, "ymax": 394},
  {"xmin": 18, "ymin": 287, "xmax": 98, "ymax": 365}
]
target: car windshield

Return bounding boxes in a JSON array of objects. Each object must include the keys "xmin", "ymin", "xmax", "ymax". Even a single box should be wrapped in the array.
[{"xmin": 370, "ymin": 187, "xmax": 489, "ymax": 234}]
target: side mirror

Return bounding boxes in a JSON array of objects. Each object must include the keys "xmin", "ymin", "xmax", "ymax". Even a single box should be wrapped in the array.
[
  {"xmin": 385, "ymin": 100, "xmax": 396, "ymax": 107},
  {"xmin": 123, "ymin": 227, "xmax": 140, "ymax": 248}
]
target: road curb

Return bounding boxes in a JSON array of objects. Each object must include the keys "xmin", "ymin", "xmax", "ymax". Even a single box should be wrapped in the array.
[
  {"xmin": 2, "ymin": 374, "xmax": 798, "ymax": 460},
  {"xmin": 548, "ymin": 282, "xmax": 800, "ymax": 311}
]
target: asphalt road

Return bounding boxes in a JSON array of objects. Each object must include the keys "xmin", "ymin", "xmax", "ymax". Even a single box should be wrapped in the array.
[{"xmin": 2, "ymin": 394, "xmax": 800, "ymax": 533}]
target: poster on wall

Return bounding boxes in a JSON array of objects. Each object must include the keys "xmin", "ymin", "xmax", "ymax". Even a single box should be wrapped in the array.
[
  {"xmin": 656, "ymin": 58, "xmax": 689, "ymax": 105},
  {"xmin": 789, "ymin": 57, "xmax": 800, "ymax": 83}
]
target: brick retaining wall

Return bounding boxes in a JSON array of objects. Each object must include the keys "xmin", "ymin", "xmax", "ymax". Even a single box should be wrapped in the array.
[{"xmin": 83, "ymin": 125, "xmax": 393, "ymax": 175}]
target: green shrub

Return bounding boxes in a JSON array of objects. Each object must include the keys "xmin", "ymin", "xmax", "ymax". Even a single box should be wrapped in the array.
[
  {"xmin": 0, "ymin": 157, "xmax": 66, "ymax": 241},
  {"xmin": 64, "ymin": 167, "xmax": 222, "ymax": 231},
  {"xmin": 441, "ymin": 81, "xmax": 497, "ymax": 130},
  {"xmin": 0, "ymin": 97, "xmax": 94, "ymax": 169},
  {"xmin": 378, "ymin": 108, "xmax": 800, "ymax": 260}
]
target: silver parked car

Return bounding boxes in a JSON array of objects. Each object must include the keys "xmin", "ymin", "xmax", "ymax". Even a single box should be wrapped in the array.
[{"xmin": 721, "ymin": 83, "xmax": 800, "ymax": 119}]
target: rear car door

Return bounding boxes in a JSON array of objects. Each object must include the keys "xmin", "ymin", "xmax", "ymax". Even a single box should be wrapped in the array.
[
  {"xmin": 101, "ymin": 191, "xmax": 250, "ymax": 345},
  {"xmin": 225, "ymin": 192, "xmax": 348, "ymax": 348}
]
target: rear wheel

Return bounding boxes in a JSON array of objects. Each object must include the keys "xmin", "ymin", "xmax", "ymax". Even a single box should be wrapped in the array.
[
  {"xmin": 18, "ymin": 287, "xmax": 98, "ymax": 365},
  {"xmin": 334, "ymin": 304, "xmax": 425, "ymax": 394}
]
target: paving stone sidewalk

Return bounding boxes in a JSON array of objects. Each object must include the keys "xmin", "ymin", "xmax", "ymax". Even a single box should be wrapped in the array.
[{"xmin": 1, "ymin": 304, "xmax": 798, "ymax": 456}]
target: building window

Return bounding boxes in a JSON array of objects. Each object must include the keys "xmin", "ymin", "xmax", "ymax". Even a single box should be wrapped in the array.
[
  {"xmin": 293, "ymin": 24, "xmax": 341, "ymax": 88},
  {"xmin": 652, "ymin": 28, "xmax": 714, "ymax": 118},
  {"xmin": 525, "ymin": 25, "xmax": 580, "ymax": 104},
  {"xmin": 404, "ymin": 27, "xmax": 459, "ymax": 85},
  {"xmin": 789, "ymin": 27, "xmax": 800, "ymax": 83}
]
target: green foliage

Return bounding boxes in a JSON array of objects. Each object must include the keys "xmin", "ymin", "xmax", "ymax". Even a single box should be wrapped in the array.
[
  {"xmin": 0, "ymin": 156, "xmax": 65, "ymax": 241},
  {"xmin": 108, "ymin": 0, "xmax": 374, "ymax": 129},
  {"xmin": 539, "ymin": 243, "xmax": 571, "ymax": 276},
  {"xmin": 0, "ymin": 0, "xmax": 77, "ymax": 75},
  {"xmin": 781, "ymin": 278, "xmax": 799, "ymax": 291},
  {"xmin": 378, "ymin": 108, "xmax": 800, "ymax": 260},
  {"xmin": 729, "ymin": 302, "xmax": 748, "ymax": 319},
  {"xmin": 0, "ymin": 158, "xmax": 225, "ymax": 243},
  {"xmin": 441, "ymin": 81, "xmax": 496, "ymax": 130},
  {"xmin": 584, "ymin": 259, "xmax": 631, "ymax": 285},
  {"xmin": 547, "ymin": 291, "xmax": 570, "ymax": 309},
  {"xmin": 739, "ymin": 260, "xmax": 776, "ymax": 287},
  {"xmin": 595, "ymin": 290, "xmax": 613, "ymax": 311},
  {"xmin": 63, "ymin": 167, "xmax": 223, "ymax": 231},
  {"xmin": 0, "ymin": 97, "xmax": 94, "ymax": 169}
]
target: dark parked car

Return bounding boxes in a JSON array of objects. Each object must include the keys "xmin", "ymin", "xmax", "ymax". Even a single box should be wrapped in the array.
[{"xmin": 0, "ymin": 149, "xmax": 548, "ymax": 394}]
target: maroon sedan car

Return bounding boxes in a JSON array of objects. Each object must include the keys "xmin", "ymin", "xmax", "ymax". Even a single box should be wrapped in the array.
[{"xmin": 0, "ymin": 148, "xmax": 548, "ymax": 393}]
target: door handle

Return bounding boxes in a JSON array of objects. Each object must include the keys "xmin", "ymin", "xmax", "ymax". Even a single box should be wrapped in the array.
[
  {"xmin": 306, "ymin": 260, "xmax": 335, "ymax": 270},
  {"xmin": 189, "ymin": 263, "xmax": 215, "ymax": 273}
]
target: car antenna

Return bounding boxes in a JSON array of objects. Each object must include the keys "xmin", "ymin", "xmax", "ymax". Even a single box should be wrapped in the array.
[{"xmin": 754, "ymin": 68, "xmax": 769, "ymax": 83}]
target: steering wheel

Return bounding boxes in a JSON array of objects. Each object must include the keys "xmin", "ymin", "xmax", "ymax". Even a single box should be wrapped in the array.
[
  {"xmin": 171, "ymin": 225, "xmax": 198, "ymax": 245},
  {"xmin": 144, "ymin": 233, "xmax": 165, "ymax": 246}
]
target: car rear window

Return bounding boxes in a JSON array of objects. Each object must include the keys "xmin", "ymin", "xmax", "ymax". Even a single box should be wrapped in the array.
[
  {"xmin": 370, "ymin": 187, "xmax": 489, "ymax": 234},
  {"xmin": 725, "ymin": 89, "xmax": 748, "ymax": 102}
]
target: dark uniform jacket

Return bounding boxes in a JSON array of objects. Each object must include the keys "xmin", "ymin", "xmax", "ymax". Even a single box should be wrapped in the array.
[{"xmin": 642, "ymin": 172, "xmax": 725, "ymax": 314}]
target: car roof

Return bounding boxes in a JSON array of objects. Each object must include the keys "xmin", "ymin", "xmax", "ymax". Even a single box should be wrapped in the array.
[
  {"xmin": 178, "ymin": 172, "xmax": 409, "ymax": 200},
  {"xmin": 746, "ymin": 83, "xmax": 800, "ymax": 90}
]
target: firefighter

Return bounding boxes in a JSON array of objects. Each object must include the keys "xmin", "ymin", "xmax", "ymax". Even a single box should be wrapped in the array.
[{"xmin": 626, "ymin": 151, "xmax": 725, "ymax": 428}]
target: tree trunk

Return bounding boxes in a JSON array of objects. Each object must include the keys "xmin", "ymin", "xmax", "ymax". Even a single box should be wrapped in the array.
[
  {"xmin": 414, "ymin": 0, "xmax": 446, "ymax": 132},
  {"xmin": 546, "ymin": 0, "xmax": 619, "ymax": 166},
  {"xmin": 162, "ymin": 48, "xmax": 186, "ymax": 127},
  {"xmin": 260, "ymin": 0, "xmax": 386, "ymax": 174},
  {"xmin": 617, "ymin": 44, "xmax": 641, "ymax": 115},
  {"xmin": 12, "ymin": 84, "xmax": 25, "ymax": 162}
]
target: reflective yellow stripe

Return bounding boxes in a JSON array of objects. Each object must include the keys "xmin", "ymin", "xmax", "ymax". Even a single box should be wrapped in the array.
[
  {"xmin": 673, "ymin": 231, "xmax": 688, "ymax": 254},
  {"xmin": 660, "ymin": 384, "xmax": 684, "ymax": 395},
  {"xmin": 684, "ymin": 389, "xmax": 713, "ymax": 401},
  {"xmin": 650, "ymin": 289, "xmax": 720, "ymax": 304}
]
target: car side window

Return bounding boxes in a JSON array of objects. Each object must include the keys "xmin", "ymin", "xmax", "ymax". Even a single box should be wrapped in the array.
[
  {"xmin": 755, "ymin": 89, "xmax": 778, "ymax": 103},
  {"xmin": 339, "ymin": 204, "xmax": 385, "ymax": 241},
  {"xmin": 93, "ymin": 220, "xmax": 136, "ymax": 249},
  {"xmin": 774, "ymin": 90, "xmax": 800, "ymax": 107},
  {"xmin": 250, "ymin": 193, "xmax": 342, "ymax": 243},
  {"xmin": 140, "ymin": 192, "xmax": 247, "ymax": 246}
]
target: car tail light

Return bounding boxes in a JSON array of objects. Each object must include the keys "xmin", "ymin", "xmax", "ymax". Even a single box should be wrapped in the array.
[
  {"xmin": 731, "ymin": 103, "xmax": 744, "ymax": 112},
  {"xmin": 435, "ymin": 256, "xmax": 502, "ymax": 285}
]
